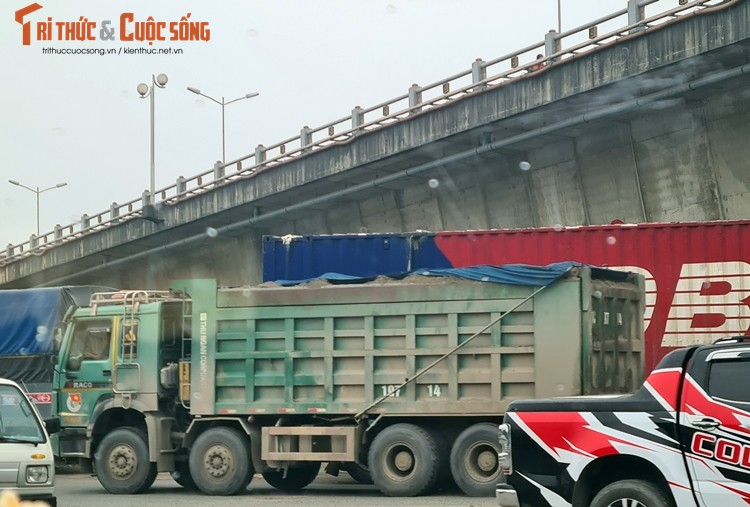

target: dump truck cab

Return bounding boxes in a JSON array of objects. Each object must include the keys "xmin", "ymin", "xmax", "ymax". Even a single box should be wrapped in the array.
[{"xmin": 53, "ymin": 290, "xmax": 191, "ymax": 478}]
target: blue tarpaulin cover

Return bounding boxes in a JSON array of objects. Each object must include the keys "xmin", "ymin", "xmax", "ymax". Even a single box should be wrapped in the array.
[
  {"xmin": 0, "ymin": 286, "xmax": 112, "ymax": 356},
  {"xmin": 0, "ymin": 288, "xmax": 64, "ymax": 356},
  {"xmin": 271, "ymin": 262, "xmax": 606, "ymax": 287}
]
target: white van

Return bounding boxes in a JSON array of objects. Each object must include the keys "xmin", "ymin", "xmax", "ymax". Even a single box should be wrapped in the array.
[{"xmin": 0, "ymin": 378, "xmax": 57, "ymax": 506}]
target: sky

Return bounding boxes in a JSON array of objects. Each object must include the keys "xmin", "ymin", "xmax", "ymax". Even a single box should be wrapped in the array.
[{"xmin": 1, "ymin": 0, "xmax": 637, "ymax": 246}]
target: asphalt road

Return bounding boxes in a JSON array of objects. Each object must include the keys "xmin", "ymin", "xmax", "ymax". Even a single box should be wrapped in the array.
[{"xmin": 55, "ymin": 472, "xmax": 498, "ymax": 507}]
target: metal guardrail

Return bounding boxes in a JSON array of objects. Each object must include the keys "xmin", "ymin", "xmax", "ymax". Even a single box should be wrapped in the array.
[{"xmin": 1, "ymin": 0, "xmax": 727, "ymax": 266}]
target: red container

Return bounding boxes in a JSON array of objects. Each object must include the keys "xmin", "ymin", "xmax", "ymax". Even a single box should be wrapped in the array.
[{"xmin": 434, "ymin": 220, "xmax": 750, "ymax": 373}]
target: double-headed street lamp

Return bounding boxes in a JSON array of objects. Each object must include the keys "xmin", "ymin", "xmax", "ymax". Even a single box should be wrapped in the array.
[
  {"xmin": 8, "ymin": 180, "xmax": 67, "ymax": 236},
  {"xmin": 187, "ymin": 87, "xmax": 259, "ymax": 164},
  {"xmin": 137, "ymin": 73, "xmax": 168, "ymax": 197}
]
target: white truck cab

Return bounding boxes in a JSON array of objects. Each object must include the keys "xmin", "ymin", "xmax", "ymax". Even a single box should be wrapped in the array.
[{"xmin": 0, "ymin": 378, "xmax": 57, "ymax": 506}]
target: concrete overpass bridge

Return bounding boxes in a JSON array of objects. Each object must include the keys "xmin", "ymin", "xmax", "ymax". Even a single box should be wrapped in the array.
[{"xmin": 2, "ymin": 0, "xmax": 748, "ymax": 289}]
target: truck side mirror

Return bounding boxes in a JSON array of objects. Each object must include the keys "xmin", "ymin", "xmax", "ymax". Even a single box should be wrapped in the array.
[
  {"xmin": 44, "ymin": 417, "xmax": 61, "ymax": 434},
  {"xmin": 67, "ymin": 356, "xmax": 81, "ymax": 372}
]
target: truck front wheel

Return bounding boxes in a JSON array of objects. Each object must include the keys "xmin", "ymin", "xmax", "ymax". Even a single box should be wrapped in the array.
[
  {"xmin": 449, "ymin": 423, "xmax": 501, "ymax": 496},
  {"xmin": 591, "ymin": 479, "xmax": 674, "ymax": 507},
  {"xmin": 188, "ymin": 427, "xmax": 253, "ymax": 495},
  {"xmin": 95, "ymin": 427, "xmax": 157, "ymax": 494},
  {"xmin": 368, "ymin": 423, "xmax": 441, "ymax": 496},
  {"xmin": 262, "ymin": 462, "xmax": 320, "ymax": 491}
]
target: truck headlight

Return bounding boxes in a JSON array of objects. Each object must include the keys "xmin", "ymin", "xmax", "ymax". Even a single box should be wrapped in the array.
[
  {"xmin": 498, "ymin": 423, "xmax": 513, "ymax": 475},
  {"xmin": 26, "ymin": 465, "xmax": 49, "ymax": 483}
]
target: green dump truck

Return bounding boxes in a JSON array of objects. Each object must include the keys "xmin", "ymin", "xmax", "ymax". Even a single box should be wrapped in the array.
[{"xmin": 51, "ymin": 264, "xmax": 644, "ymax": 497}]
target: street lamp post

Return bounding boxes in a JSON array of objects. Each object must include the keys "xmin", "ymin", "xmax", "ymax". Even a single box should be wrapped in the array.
[
  {"xmin": 8, "ymin": 180, "xmax": 67, "ymax": 236},
  {"xmin": 187, "ymin": 87, "xmax": 259, "ymax": 164},
  {"xmin": 137, "ymin": 73, "xmax": 168, "ymax": 197}
]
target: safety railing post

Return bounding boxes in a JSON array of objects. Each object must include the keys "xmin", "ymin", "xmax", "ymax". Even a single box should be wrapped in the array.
[
  {"xmin": 472, "ymin": 58, "xmax": 487, "ymax": 91},
  {"xmin": 110, "ymin": 203, "xmax": 120, "ymax": 225},
  {"xmin": 301, "ymin": 126, "xmax": 313, "ymax": 153},
  {"xmin": 176, "ymin": 177, "xmax": 187, "ymax": 195},
  {"xmin": 545, "ymin": 29, "xmax": 560, "ymax": 60},
  {"xmin": 352, "ymin": 106, "xmax": 364, "ymax": 132},
  {"xmin": 628, "ymin": 0, "xmax": 646, "ymax": 33},
  {"xmin": 409, "ymin": 84, "xmax": 422, "ymax": 114},
  {"xmin": 254, "ymin": 144, "xmax": 266, "ymax": 171},
  {"xmin": 214, "ymin": 161, "xmax": 225, "ymax": 182}
]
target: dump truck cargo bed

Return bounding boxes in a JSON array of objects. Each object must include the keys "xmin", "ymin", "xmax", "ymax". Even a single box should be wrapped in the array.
[{"xmin": 176, "ymin": 265, "xmax": 644, "ymax": 417}]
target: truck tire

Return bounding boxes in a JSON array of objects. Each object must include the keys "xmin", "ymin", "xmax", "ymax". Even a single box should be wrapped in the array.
[
  {"xmin": 95, "ymin": 427, "xmax": 157, "ymax": 494},
  {"xmin": 368, "ymin": 423, "xmax": 441, "ymax": 497},
  {"xmin": 262, "ymin": 462, "xmax": 320, "ymax": 491},
  {"xmin": 171, "ymin": 458, "xmax": 197, "ymax": 490},
  {"xmin": 591, "ymin": 479, "xmax": 674, "ymax": 507},
  {"xmin": 449, "ymin": 423, "xmax": 501, "ymax": 497},
  {"xmin": 342, "ymin": 462, "xmax": 373, "ymax": 485},
  {"xmin": 188, "ymin": 427, "xmax": 253, "ymax": 496}
]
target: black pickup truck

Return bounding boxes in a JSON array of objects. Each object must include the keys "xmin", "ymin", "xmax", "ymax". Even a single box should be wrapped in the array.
[{"xmin": 496, "ymin": 337, "xmax": 750, "ymax": 507}]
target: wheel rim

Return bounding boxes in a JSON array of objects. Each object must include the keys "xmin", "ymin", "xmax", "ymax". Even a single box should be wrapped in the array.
[
  {"xmin": 463, "ymin": 441, "xmax": 499, "ymax": 483},
  {"xmin": 203, "ymin": 443, "xmax": 233, "ymax": 478},
  {"xmin": 607, "ymin": 500, "xmax": 647, "ymax": 507},
  {"xmin": 384, "ymin": 443, "xmax": 416, "ymax": 481},
  {"xmin": 107, "ymin": 443, "xmax": 138, "ymax": 479}
]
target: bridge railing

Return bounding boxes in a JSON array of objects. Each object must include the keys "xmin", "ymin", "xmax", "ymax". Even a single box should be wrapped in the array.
[{"xmin": 1, "ymin": 0, "xmax": 727, "ymax": 266}]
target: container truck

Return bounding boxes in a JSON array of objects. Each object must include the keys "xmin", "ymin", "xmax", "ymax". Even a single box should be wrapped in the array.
[
  {"xmin": 264, "ymin": 219, "xmax": 750, "ymax": 373},
  {"xmin": 0, "ymin": 286, "xmax": 111, "ymax": 417},
  {"xmin": 52, "ymin": 264, "xmax": 644, "ymax": 497}
]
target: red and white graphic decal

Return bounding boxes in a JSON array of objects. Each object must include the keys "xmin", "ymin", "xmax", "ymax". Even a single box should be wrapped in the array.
[{"xmin": 26, "ymin": 392, "xmax": 52, "ymax": 404}]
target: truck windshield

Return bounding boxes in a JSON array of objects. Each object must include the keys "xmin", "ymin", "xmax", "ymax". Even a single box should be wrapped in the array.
[{"xmin": 0, "ymin": 385, "xmax": 45, "ymax": 444}]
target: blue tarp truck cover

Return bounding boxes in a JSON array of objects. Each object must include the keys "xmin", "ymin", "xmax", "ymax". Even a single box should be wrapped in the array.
[
  {"xmin": 269, "ymin": 262, "xmax": 627, "ymax": 287},
  {"xmin": 0, "ymin": 286, "xmax": 112, "ymax": 415}
]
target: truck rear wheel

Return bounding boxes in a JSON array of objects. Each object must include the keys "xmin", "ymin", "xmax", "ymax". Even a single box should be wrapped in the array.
[
  {"xmin": 591, "ymin": 479, "xmax": 674, "ymax": 507},
  {"xmin": 449, "ymin": 423, "xmax": 501, "ymax": 496},
  {"xmin": 262, "ymin": 462, "xmax": 320, "ymax": 491},
  {"xmin": 95, "ymin": 427, "xmax": 157, "ymax": 494},
  {"xmin": 189, "ymin": 427, "xmax": 253, "ymax": 496},
  {"xmin": 368, "ymin": 423, "xmax": 441, "ymax": 497}
]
